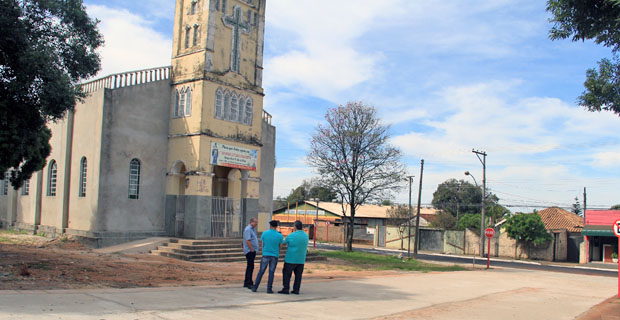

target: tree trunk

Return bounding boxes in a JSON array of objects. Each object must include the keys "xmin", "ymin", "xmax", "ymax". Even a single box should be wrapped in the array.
[{"xmin": 346, "ymin": 217, "xmax": 354, "ymax": 252}]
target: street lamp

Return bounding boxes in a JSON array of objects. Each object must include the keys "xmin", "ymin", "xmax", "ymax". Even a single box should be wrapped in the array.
[{"xmin": 465, "ymin": 170, "xmax": 486, "ymax": 257}]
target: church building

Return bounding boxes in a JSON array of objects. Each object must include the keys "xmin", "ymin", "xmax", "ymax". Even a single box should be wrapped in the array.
[{"xmin": 0, "ymin": 0, "xmax": 275, "ymax": 247}]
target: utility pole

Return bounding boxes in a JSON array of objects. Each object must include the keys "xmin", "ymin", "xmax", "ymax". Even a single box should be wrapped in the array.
[
  {"xmin": 407, "ymin": 176, "xmax": 414, "ymax": 259},
  {"xmin": 414, "ymin": 160, "xmax": 424, "ymax": 259},
  {"xmin": 583, "ymin": 187, "xmax": 587, "ymax": 219},
  {"xmin": 473, "ymin": 149, "xmax": 487, "ymax": 258}
]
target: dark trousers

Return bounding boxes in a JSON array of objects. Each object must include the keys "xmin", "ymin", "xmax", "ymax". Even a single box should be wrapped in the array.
[
  {"xmin": 282, "ymin": 262, "xmax": 304, "ymax": 293},
  {"xmin": 253, "ymin": 256, "xmax": 278, "ymax": 290},
  {"xmin": 244, "ymin": 251, "xmax": 256, "ymax": 287}
]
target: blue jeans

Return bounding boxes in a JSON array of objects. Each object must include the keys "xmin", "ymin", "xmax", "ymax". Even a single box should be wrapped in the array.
[{"xmin": 253, "ymin": 256, "xmax": 278, "ymax": 290}]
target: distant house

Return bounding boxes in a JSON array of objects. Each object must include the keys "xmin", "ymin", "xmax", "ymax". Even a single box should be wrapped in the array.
[
  {"xmin": 582, "ymin": 210, "xmax": 620, "ymax": 264},
  {"xmin": 536, "ymin": 207, "xmax": 584, "ymax": 262},
  {"xmin": 272, "ymin": 200, "xmax": 428, "ymax": 228}
]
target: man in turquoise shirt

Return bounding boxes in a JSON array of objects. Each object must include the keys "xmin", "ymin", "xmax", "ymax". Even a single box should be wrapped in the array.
[
  {"xmin": 278, "ymin": 220, "xmax": 309, "ymax": 295},
  {"xmin": 252, "ymin": 220, "xmax": 283, "ymax": 293}
]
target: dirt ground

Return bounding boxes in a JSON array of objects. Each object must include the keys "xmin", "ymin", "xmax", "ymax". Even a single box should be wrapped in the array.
[
  {"xmin": 0, "ymin": 232, "xmax": 405, "ymax": 290},
  {"xmin": 576, "ymin": 296, "xmax": 620, "ymax": 320}
]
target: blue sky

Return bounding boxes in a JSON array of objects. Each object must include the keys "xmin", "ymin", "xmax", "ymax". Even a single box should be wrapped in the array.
[{"xmin": 84, "ymin": 0, "xmax": 620, "ymax": 211}]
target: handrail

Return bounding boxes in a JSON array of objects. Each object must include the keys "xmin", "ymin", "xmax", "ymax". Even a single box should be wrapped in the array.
[
  {"xmin": 79, "ymin": 66, "xmax": 172, "ymax": 94},
  {"xmin": 262, "ymin": 110, "xmax": 272, "ymax": 125}
]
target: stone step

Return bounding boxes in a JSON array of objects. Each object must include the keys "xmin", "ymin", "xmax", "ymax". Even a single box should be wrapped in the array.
[{"xmin": 172, "ymin": 239, "xmax": 243, "ymax": 246}]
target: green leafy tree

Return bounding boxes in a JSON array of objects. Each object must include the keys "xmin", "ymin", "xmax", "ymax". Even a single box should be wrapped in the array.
[
  {"xmin": 386, "ymin": 204, "xmax": 411, "ymax": 250},
  {"xmin": 307, "ymin": 102, "xmax": 406, "ymax": 251},
  {"xmin": 284, "ymin": 179, "xmax": 337, "ymax": 205},
  {"xmin": 430, "ymin": 211, "xmax": 458, "ymax": 230},
  {"xmin": 611, "ymin": 204, "xmax": 620, "ymax": 210},
  {"xmin": 432, "ymin": 179, "xmax": 482, "ymax": 218},
  {"xmin": 504, "ymin": 213, "xmax": 553, "ymax": 256},
  {"xmin": 547, "ymin": 0, "xmax": 620, "ymax": 115},
  {"xmin": 457, "ymin": 213, "xmax": 484, "ymax": 231},
  {"xmin": 0, "ymin": 0, "xmax": 103, "ymax": 187},
  {"xmin": 486, "ymin": 204, "xmax": 510, "ymax": 225}
]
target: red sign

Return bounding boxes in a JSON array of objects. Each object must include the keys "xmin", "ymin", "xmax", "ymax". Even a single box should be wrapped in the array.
[
  {"xmin": 325, "ymin": 221, "xmax": 330, "ymax": 227},
  {"xmin": 613, "ymin": 219, "xmax": 620, "ymax": 238},
  {"xmin": 485, "ymin": 228, "xmax": 495, "ymax": 238}
]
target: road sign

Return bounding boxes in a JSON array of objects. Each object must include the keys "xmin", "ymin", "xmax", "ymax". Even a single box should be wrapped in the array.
[
  {"xmin": 614, "ymin": 219, "xmax": 620, "ymax": 238},
  {"xmin": 485, "ymin": 228, "xmax": 495, "ymax": 238},
  {"xmin": 325, "ymin": 221, "xmax": 330, "ymax": 226}
]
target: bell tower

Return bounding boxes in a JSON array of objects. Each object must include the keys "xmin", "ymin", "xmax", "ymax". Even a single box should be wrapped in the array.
[{"xmin": 165, "ymin": 0, "xmax": 268, "ymax": 239}]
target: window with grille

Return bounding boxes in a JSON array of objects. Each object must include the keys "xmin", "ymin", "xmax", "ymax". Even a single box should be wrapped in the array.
[
  {"xmin": 47, "ymin": 160, "xmax": 57, "ymax": 196},
  {"xmin": 214, "ymin": 87, "xmax": 254, "ymax": 126},
  {"xmin": 22, "ymin": 180, "xmax": 30, "ymax": 196},
  {"xmin": 79, "ymin": 157, "xmax": 87, "ymax": 197},
  {"xmin": 128, "ymin": 159, "xmax": 141, "ymax": 200}
]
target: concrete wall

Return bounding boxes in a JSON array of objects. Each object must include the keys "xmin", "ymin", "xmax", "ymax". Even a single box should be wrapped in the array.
[
  {"xmin": 258, "ymin": 121, "xmax": 275, "ymax": 221},
  {"xmin": 15, "ymin": 173, "xmax": 41, "ymax": 231},
  {"xmin": 96, "ymin": 80, "xmax": 171, "ymax": 236},
  {"xmin": 67, "ymin": 89, "xmax": 106, "ymax": 231},
  {"xmin": 0, "ymin": 176, "xmax": 8, "ymax": 225}
]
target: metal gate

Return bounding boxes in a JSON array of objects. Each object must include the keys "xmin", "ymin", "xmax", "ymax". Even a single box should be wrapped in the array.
[
  {"xmin": 211, "ymin": 197, "xmax": 243, "ymax": 238},
  {"xmin": 567, "ymin": 235, "xmax": 583, "ymax": 262},
  {"xmin": 378, "ymin": 226, "xmax": 386, "ymax": 247}
]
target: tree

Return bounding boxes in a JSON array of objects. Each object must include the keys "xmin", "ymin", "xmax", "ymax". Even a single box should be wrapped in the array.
[
  {"xmin": 386, "ymin": 204, "xmax": 410, "ymax": 250},
  {"xmin": 432, "ymin": 179, "xmax": 482, "ymax": 219},
  {"xmin": 283, "ymin": 179, "xmax": 337, "ymax": 205},
  {"xmin": 547, "ymin": 0, "xmax": 620, "ymax": 115},
  {"xmin": 486, "ymin": 204, "xmax": 510, "ymax": 225},
  {"xmin": 381, "ymin": 199, "xmax": 394, "ymax": 206},
  {"xmin": 308, "ymin": 102, "xmax": 406, "ymax": 251},
  {"xmin": 572, "ymin": 197, "xmax": 583, "ymax": 216},
  {"xmin": 0, "ymin": 0, "xmax": 103, "ymax": 188},
  {"xmin": 430, "ymin": 211, "xmax": 458, "ymax": 230},
  {"xmin": 611, "ymin": 204, "xmax": 620, "ymax": 210},
  {"xmin": 457, "ymin": 213, "xmax": 483, "ymax": 231},
  {"xmin": 504, "ymin": 213, "xmax": 553, "ymax": 256}
]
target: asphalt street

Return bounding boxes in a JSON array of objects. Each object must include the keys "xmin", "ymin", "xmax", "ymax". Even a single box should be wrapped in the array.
[{"xmin": 312, "ymin": 242, "xmax": 618, "ymax": 277}]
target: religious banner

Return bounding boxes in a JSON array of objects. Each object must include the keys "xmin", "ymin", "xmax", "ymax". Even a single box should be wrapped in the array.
[{"xmin": 210, "ymin": 142, "xmax": 258, "ymax": 171}]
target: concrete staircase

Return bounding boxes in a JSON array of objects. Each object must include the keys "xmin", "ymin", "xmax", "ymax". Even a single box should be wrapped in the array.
[{"xmin": 150, "ymin": 238, "xmax": 326, "ymax": 263}]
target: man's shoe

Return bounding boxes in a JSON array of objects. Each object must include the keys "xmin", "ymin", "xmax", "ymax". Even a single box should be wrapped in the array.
[
  {"xmin": 251, "ymin": 287, "xmax": 257, "ymax": 292},
  {"xmin": 248, "ymin": 286, "xmax": 254, "ymax": 290},
  {"xmin": 277, "ymin": 290, "xmax": 289, "ymax": 294},
  {"xmin": 291, "ymin": 291, "xmax": 299, "ymax": 295},
  {"xmin": 267, "ymin": 289, "xmax": 274, "ymax": 294}
]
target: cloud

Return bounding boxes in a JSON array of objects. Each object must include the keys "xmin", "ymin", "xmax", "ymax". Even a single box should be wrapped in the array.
[
  {"xmin": 593, "ymin": 151, "xmax": 620, "ymax": 168},
  {"xmin": 86, "ymin": 5, "xmax": 172, "ymax": 78}
]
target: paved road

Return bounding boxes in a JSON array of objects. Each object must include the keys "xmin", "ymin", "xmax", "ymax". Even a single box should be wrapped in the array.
[
  {"xmin": 313, "ymin": 243, "xmax": 618, "ymax": 277},
  {"xmin": 0, "ymin": 268, "xmax": 614, "ymax": 319}
]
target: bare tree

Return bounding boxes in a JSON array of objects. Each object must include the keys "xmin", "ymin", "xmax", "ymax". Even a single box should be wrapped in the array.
[
  {"xmin": 307, "ymin": 102, "xmax": 406, "ymax": 251},
  {"xmin": 387, "ymin": 204, "xmax": 410, "ymax": 250}
]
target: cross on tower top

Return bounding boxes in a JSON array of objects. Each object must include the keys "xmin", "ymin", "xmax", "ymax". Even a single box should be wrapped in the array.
[{"xmin": 223, "ymin": 6, "xmax": 251, "ymax": 73}]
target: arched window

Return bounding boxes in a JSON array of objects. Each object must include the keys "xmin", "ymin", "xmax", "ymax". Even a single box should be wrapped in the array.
[
  {"xmin": 190, "ymin": 0, "xmax": 197, "ymax": 14},
  {"xmin": 128, "ymin": 159, "xmax": 141, "ymax": 200},
  {"xmin": 215, "ymin": 88, "xmax": 224, "ymax": 119},
  {"xmin": 47, "ymin": 160, "xmax": 57, "ymax": 196},
  {"xmin": 193, "ymin": 25, "xmax": 200, "ymax": 46},
  {"xmin": 174, "ymin": 89, "xmax": 180, "ymax": 118},
  {"xmin": 2, "ymin": 172, "xmax": 8, "ymax": 196},
  {"xmin": 22, "ymin": 179, "xmax": 29, "ymax": 196},
  {"xmin": 230, "ymin": 93, "xmax": 238, "ymax": 121},
  {"xmin": 185, "ymin": 87, "xmax": 192, "ymax": 116},
  {"xmin": 222, "ymin": 0, "xmax": 227, "ymax": 14},
  {"xmin": 224, "ymin": 91, "xmax": 231, "ymax": 120},
  {"xmin": 79, "ymin": 157, "xmax": 87, "ymax": 197},
  {"xmin": 245, "ymin": 98, "xmax": 254, "ymax": 125},
  {"xmin": 178, "ymin": 87, "xmax": 186, "ymax": 117},
  {"xmin": 237, "ymin": 97, "xmax": 245, "ymax": 123},
  {"xmin": 185, "ymin": 26, "xmax": 191, "ymax": 48}
]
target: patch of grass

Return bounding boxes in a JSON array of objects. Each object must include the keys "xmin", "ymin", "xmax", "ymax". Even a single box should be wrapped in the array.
[
  {"xmin": 0, "ymin": 236, "xmax": 18, "ymax": 244},
  {"xmin": 37, "ymin": 232, "xmax": 47, "ymax": 237},
  {"xmin": 317, "ymin": 251, "xmax": 465, "ymax": 272},
  {"xmin": 1, "ymin": 230, "xmax": 28, "ymax": 235},
  {"xmin": 30, "ymin": 262, "xmax": 51, "ymax": 270}
]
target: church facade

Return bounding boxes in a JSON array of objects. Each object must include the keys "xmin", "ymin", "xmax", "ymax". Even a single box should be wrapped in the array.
[{"xmin": 0, "ymin": 0, "xmax": 275, "ymax": 247}]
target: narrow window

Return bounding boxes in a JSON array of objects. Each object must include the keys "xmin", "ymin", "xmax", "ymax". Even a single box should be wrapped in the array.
[
  {"xmin": 245, "ymin": 98, "xmax": 254, "ymax": 125},
  {"xmin": 47, "ymin": 160, "xmax": 57, "ymax": 196},
  {"xmin": 193, "ymin": 25, "xmax": 200, "ymax": 46},
  {"xmin": 22, "ymin": 180, "xmax": 29, "ymax": 196},
  {"xmin": 2, "ymin": 172, "xmax": 8, "ymax": 196},
  {"xmin": 215, "ymin": 0, "xmax": 220, "ymax": 12},
  {"xmin": 222, "ymin": 0, "xmax": 227, "ymax": 14},
  {"xmin": 246, "ymin": 10, "xmax": 251, "ymax": 24},
  {"xmin": 254, "ymin": 12, "xmax": 258, "ymax": 26},
  {"xmin": 174, "ymin": 89, "xmax": 180, "ymax": 118},
  {"xmin": 79, "ymin": 157, "xmax": 87, "ymax": 197},
  {"xmin": 185, "ymin": 26, "xmax": 191, "ymax": 48},
  {"xmin": 215, "ymin": 88, "xmax": 224, "ymax": 118},
  {"xmin": 230, "ymin": 94, "xmax": 238, "ymax": 122},
  {"xmin": 237, "ymin": 97, "xmax": 245, "ymax": 123},
  {"xmin": 185, "ymin": 87, "xmax": 192, "ymax": 116},
  {"xmin": 128, "ymin": 159, "xmax": 141, "ymax": 200},
  {"xmin": 179, "ymin": 88, "xmax": 186, "ymax": 117},
  {"xmin": 224, "ymin": 92, "xmax": 231, "ymax": 120},
  {"xmin": 190, "ymin": 0, "xmax": 197, "ymax": 14}
]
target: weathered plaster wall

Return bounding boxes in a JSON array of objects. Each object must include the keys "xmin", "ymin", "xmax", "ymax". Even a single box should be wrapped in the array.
[{"xmin": 97, "ymin": 80, "xmax": 171, "ymax": 233}]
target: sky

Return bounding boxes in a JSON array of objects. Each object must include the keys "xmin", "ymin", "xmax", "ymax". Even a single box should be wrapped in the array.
[{"xmin": 83, "ymin": 0, "xmax": 620, "ymax": 211}]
